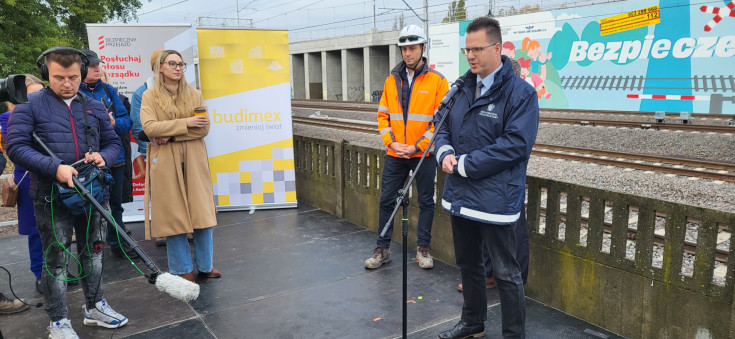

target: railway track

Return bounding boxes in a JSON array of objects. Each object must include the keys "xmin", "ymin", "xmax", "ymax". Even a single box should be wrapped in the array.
[
  {"xmin": 293, "ymin": 101, "xmax": 732, "ymax": 267},
  {"xmin": 291, "ymin": 99, "xmax": 735, "ymax": 133},
  {"xmin": 538, "ymin": 117, "xmax": 735, "ymax": 133},
  {"xmin": 293, "ymin": 115, "xmax": 735, "ymax": 182}
]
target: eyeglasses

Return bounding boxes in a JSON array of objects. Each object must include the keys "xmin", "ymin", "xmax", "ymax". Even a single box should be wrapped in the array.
[
  {"xmin": 399, "ymin": 35, "xmax": 422, "ymax": 43},
  {"xmin": 163, "ymin": 61, "xmax": 187, "ymax": 70},
  {"xmin": 461, "ymin": 42, "xmax": 500, "ymax": 56}
]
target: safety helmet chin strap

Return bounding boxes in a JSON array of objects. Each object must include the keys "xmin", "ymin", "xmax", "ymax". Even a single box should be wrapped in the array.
[{"xmin": 406, "ymin": 44, "xmax": 425, "ymax": 71}]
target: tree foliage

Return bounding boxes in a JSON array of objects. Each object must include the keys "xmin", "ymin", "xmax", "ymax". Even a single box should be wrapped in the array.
[
  {"xmin": 442, "ymin": 0, "xmax": 467, "ymax": 23},
  {"xmin": 0, "ymin": 0, "xmax": 147, "ymax": 76}
]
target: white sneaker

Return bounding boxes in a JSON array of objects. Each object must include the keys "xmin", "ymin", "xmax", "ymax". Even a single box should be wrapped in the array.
[
  {"xmin": 48, "ymin": 318, "xmax": 79, "ymax": 339},
  {"xmin": 416, "ymin": 246, "xmax": 434, "ymax": 269},
  {"xmin": 82, "ymin": 299, "xmax": 128, "ymax": 329}
]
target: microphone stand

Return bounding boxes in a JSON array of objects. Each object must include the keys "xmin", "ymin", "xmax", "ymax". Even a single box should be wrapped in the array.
[
  {"xmin": 32, "ymin": 132, "xmax": 163, "ymax": 284},
  {"xmin": 379, "ymin": 78, "xmax": 464, "ymax": 339}
]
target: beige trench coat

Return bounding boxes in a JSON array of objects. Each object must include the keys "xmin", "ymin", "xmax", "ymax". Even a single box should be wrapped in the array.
[{"xmin": 139, "ymin": 89, "xmax": 217, "ymax": 239}]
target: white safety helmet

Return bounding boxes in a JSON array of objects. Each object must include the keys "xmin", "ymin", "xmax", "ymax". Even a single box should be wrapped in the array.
[{"xmin": 398, "ymin": 25, "xmax": 427, "ymax": 46}]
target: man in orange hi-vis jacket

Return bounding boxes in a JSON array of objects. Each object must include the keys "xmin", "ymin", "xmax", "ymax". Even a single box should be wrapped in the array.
[{"xmin": 365, "ymin": 25, "xmax": 449, "ymax": 270}]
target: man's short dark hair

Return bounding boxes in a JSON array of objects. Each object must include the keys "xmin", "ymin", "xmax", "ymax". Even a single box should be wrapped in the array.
[
  {"xmin": 466, "ymin": 16, "xmax": 502, "ymax": 45},
  {"xmin": 45, "ymin": 50, "xmax": 82, "ymax": 68}
]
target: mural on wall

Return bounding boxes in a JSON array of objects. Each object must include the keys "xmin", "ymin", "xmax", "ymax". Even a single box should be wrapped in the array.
[{"xmin": 456, "ymin": 0, "xmax": 735, "ymax": 114}]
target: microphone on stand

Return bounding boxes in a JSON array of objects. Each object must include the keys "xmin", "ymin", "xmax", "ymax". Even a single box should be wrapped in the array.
[{"xmin": 437, "ymin": 76, "xmax": 466, "ymax": 112}]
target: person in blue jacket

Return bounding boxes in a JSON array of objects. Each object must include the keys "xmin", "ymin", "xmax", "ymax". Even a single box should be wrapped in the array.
[
  {"xmin": 434, "ymin": 17, "xmax": 539, "ymax": 339},
  {"xmin": 0, "ymin": 74, "xmax": 46, "ymax": 294},
  {"xmin": 78, "ymin": 49, "xmax": 137, "ymax": 259},
  {"xmin": 7, "ymin": 47, "xmax": 127, "ymax": 337}
]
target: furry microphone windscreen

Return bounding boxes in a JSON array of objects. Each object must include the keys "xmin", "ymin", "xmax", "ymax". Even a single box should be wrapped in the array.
[{"xmin": 155, "ymin": 272, "xmax": 200, "ymax": 302}]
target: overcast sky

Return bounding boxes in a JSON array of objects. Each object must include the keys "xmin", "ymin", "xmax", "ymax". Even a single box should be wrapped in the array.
[{"xmin": 119, "ymin": 0, "xmax": 547, "ymax": 40}]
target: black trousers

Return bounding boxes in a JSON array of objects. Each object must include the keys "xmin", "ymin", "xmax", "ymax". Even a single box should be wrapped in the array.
[{"xmin": 451, "ymin": 215, "xmax": 526, "ymax": 338}]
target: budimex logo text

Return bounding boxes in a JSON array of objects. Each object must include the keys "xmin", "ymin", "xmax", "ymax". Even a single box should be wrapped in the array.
[{"xmin": 212, "ymin": 109, "xmax": 282, "ymax": 123}]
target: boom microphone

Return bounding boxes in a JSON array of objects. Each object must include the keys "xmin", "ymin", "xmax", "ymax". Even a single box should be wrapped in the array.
[
  {"xmin": 437, "ymin": 76, "xmax": 466, "ymax": 111},
  {"xmin": 31, "ymin": 132, "xmax": 199, "ymax": 302}
]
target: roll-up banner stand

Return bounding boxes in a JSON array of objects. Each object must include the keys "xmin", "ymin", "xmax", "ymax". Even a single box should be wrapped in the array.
[
  {"xmin": 85, "ymin": 24, "xmax": 195, "ymax": 222},
  {"xmin": 197, "ymin": 28, "xmax": 297, "ymax": 211}
]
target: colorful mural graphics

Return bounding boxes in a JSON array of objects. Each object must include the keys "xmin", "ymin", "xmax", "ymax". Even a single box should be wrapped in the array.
[{"xmin": 452, "ymin": 0, "xmax": 735, "ymax": 114}]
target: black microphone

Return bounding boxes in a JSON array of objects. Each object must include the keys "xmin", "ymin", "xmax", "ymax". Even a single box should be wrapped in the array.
[{"xmin": 437, "ymin": 76, "xmax": 466, "ymax": 111}]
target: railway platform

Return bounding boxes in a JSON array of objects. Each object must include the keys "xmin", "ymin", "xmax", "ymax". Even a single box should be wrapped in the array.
[{"xmin": 0, "ymin": 204, "xmax": 621, "ymax": 338}]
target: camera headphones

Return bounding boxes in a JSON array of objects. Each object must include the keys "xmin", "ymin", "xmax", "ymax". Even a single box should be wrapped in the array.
[{"xmin": 36, "ymin": 47, "xmax": 89, "ymax": 81}]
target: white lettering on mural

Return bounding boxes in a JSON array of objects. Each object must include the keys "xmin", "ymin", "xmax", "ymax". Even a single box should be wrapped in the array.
[{"xmin": 569, "ymin": 35, "xmax": 735, "ymax": 63}]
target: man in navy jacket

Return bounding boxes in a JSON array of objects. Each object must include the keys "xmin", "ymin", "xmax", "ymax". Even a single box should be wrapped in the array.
[
  {"xmin": 77, "ymin": 49, "xmax": 136, "ymax": 259},
  {"xmin": 434, "ymin": 17, "xmax": 539, "ymax": 339},
  {"xmin": 7, "ymin": 47, "xmax": 127, "ymax": 338}
]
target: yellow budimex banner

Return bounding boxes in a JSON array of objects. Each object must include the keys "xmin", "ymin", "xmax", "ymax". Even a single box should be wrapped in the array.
[{"xmin": 197, "ymin": 28, "xmax": 296, "ymax": 210}]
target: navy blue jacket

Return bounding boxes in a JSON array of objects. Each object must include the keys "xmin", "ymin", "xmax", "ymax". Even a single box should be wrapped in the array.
[
  {"xmin": 79, "ymin": 80, "xmax": 131, "ymax": 165},
  {"xmin": 6, "ymin": 88, "xmax": 121, "ymax": 199},
  {"xmin": 435, "ymin": 56, "xmax": 539, "ymax": 225}
]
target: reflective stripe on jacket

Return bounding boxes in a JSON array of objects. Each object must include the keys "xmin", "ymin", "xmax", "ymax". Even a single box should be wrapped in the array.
[{"xmin": 377, "ymin": 58, "xmax": 448, "ymax": 158}]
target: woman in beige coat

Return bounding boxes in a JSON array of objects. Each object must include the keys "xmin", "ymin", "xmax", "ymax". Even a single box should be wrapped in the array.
[{"xmin": 140, "ymin": 50, "xmax": 220, "ymax": 282}]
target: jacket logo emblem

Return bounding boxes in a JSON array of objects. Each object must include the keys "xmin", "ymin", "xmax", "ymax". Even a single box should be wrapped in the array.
[
  {"xmin": 479, "ymin": 103, "xmax": 498, "ymax": 119},
  {"xmin": 418, "ymin": 90, "xmax": 429, "ymax": 94}
]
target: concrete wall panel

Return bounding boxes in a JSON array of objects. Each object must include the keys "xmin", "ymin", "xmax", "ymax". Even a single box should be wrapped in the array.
[
  {"xmin": 325, "ymin": 50, "xmax": 343, "ymax": 100},
  {"xmin": 344, "ymin": 48, "xmax": 364, "ymax": 102},
  {"xmin": 368, "ymin": 46, "xmax": 389, "ymax": 102},
  {"xmin": 305, "ymin": 52, "xmax": 322, "ymax": 99}
]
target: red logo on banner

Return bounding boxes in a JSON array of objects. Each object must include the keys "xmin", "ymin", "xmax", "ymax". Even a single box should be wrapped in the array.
[{"xmin": 98, "ymin": 36, "xmax": 105, "ymax": 50}]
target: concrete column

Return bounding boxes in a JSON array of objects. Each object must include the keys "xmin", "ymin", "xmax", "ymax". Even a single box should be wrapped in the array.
[
  {"xmin": 389, "ymin": 44, "xmax": 399, "ymax": 71},
  {"xmin": 326, "ymin": 50, "xmax": 343, "ymax": 100},
  {"xmin": 344, "ymin": 48, "xmax": 365, "ymax": 101},
  {"xmin": 291, "ymin": 54, "xmax": 305, "ymax": 99},
  {"xmin": 341, "ymin": 49, "xmax": 348, "ymax": 102},
  {"xmin": 321, "ymin": 51, "xmax": 328, "ymax": 100},
  {"xmin": 363, "ymin": 47, "xmax": 371, "ymax": 102},
  {"xmin": 289, "ymin": 55, "xmax": 294, "ymax": 99},
  {"xmin": 303, "ymin": 53, "xmax": 311, "ymax": 99},
  {"xmin": 368, "ymin": 46, "xmax": 389, "ymax": 102}
]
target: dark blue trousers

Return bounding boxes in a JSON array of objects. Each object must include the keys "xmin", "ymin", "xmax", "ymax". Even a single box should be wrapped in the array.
[
  {"xmin": 376, "ymin": 155, "xmax": 436, "ymax": 248},
  {"xmin": 485, "ymin": 209, "xmax": 529, "ymax": 284},
  {"xmin": 451, "ymin": 215, "xmax": 526, "ymax": 338}
]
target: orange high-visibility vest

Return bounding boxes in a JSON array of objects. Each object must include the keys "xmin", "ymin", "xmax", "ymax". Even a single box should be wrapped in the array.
[{"xmin": 377, "ymin": 62, "xmax": 448, "ymax": 158}]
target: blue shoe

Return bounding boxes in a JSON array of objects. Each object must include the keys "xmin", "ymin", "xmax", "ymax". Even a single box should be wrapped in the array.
[{"xmin": 82, "ymin": 299, "xmax": 128, "ymax": 329}]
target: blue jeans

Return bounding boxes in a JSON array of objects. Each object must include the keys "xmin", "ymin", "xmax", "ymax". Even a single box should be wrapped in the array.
[
  {"xmin": 166, "ymin": 228, "xmax": 214, "ymax": 275},
  {"xmin": 451, "ymin": 216, "xmax": 525, "ymax": 338},
  {"xmin": 376, "ymin": 155, "xmax": 436, "ymax": 248},
  {"xmin": 106, "ymin": 165, "xmax": 125, "ymax": 248}
]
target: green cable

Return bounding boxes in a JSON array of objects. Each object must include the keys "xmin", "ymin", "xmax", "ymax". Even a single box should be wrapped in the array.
[
  {"xmin": 44, "ymin": 183, "xmax": 88, "ymax": 282},
  {"xmin": 108, "ymin": 207, "xmax": 145, "ymax": 276},
  {"xmin": 43, "ymin": 178, "xmax": 145, "ymax": 283}
]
